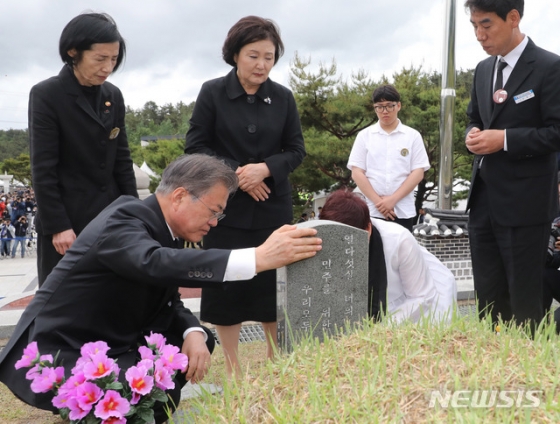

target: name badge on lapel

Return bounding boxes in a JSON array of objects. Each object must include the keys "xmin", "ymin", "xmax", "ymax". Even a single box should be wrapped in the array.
[
  {"xmin": 514, "ymin": 89, "xmax": 535, "ymax": 104},
  {"xmin": 109, "ymin": 127, "xmax": 120, "ymax": 139}
]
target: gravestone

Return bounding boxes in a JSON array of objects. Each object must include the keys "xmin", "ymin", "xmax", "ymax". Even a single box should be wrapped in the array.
[{"xmin": 277, "ymin": 220, "xmax": 369, "ymax": 352}]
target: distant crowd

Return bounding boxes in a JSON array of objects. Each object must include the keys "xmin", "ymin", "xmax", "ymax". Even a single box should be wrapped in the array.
[{"xmin": 0, "ymin": 188, "xmax": 37, "ymax": 259}]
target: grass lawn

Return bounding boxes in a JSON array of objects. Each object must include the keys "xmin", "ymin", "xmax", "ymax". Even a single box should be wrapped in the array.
[{"xmin": 2, "ymin": 309, "xmax": 560, "ymax": 423}]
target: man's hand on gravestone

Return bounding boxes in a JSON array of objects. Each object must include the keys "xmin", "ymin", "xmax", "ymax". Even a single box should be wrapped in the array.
[{"xmin": 255, "ymin": 225, "xmax": 322, "ymax": 273}]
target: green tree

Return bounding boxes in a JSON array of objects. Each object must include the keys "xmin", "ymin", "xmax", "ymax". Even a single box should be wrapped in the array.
[
  {"xmin": 125, "ymin": 101, "xmax": 194, "ymax": 148},
  {"xmin": 131, "ymin": 138, "xmax": 185, "ymax": 192},
  {"xmin": 0, "ymin": 129, "xmax": 29, "ymax": 162},
  {"xmin": 289, "ymin": 53, "xmax": 376, "ymax": 200},
  {"xmin": 288, "ymin": 55, "xmax": 474, "ymax": 211},
  {"xmin": 1, "ymin": 154, "xmax": 31, "ymax": 186}
]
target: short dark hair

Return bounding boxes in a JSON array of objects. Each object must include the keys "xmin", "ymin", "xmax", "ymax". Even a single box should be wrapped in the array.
[
  {"xmin": 319, "ymin": 190, "xmax": 371, "ymax": 231},
  {"xmin": 59, "ymin": 12, "xmax": 126, "ymax": 71},
  {"xmin": 372, "ymin": 84, "xmax": 401, "ymax": 103},
  {"xmin": 464, "ymin": 0, "xmax": 524, "ymax": 21},
  {"xmin": 222, "ymin": 16, "xmax": 284, "ymax": 67},
  {"xmin": 156, "ymin": 154, "xmax": 238, "ymax": 197}
]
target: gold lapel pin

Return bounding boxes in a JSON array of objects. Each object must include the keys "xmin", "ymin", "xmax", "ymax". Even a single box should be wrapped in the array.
[
  {"xmin": 105, "ymin": 101, "xmax": 111, "ymax": 107},
  {"xmin": 109, "ymin": 127, "xmax": 120, "ymax": 139}
]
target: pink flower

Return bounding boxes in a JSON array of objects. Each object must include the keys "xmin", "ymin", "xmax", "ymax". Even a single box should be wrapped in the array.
[
  {"xmin": 30, "ymin": 366, "xmax": 65, "ymax": 393},
  {"xmin": 67, "ymin": 397, "xmax": 92, "ymax": 421},
  {"xmin": 15, "ymin": 342, "xmax": 39, "ymax": 369},
  {"xmin": 125, "ymin": 365, "xmax": 154, "ymax": 396},
  {"xmin": 130, "ymin": 391, "xmax": 141, "ymax": 405},
  {"xmin": 75, "ymin": 381, "xmax": 103, "ymax": 410},
  {"xmin": 153, "ymin": 360, "xmax": 175, "ymax": 391},
  {"xmin": 25, "ymin": 364, "xmax": 41, "ymax": 381},
  {"xmin": 52, "ymin": 391, "xmax": 71, "ymax": 410},
  {"xmin": 72, "ymin": 356, "xmax": 88, "ymax": 373},
  {"xmin": 81, "ymin": 341, "xmax": 110, "ymax": 357},
  {"xmin": 137, "ymin": 358, "xmax": 154, "ymax": 370},
  {"xmin": 94, "ymin": 390, "xmax": 130, "ymax": 420},
  {"xmin": 101, "ymin": 417, "xmax": 127, "ymax": 424},
  {"xmin": 145, "ymin": 332, "xmax": 166, "ymax": 350},
  {"xmin": 83, "ymin": 352, "xmax": 118, "ymax": 380},
  {"xmin": 57, "ymin": 372, "xmax": 86, "ymax": 401},
  {"xmin": 38, "ymin": 354, "xmax": 54, "ymax": 365},
  {"xmin": 138, "ymin": 345, "xmax": 156, "ymax": 360},
  {"xmin": 159, "ymin": 345, "xmax": 188, "ymax": 372},
  {"xmin": 61, "ymin": 372, "xmax": 86, "ymax": 392}
]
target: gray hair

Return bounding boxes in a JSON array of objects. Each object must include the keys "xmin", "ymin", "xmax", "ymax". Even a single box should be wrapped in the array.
[{"xmin": 156, "ymin": 154, "xmax": 238, "ymax": 197}]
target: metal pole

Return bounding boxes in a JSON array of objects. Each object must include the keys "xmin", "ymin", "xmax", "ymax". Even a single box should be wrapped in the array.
[{"xmin": 438, "ymin": 0, "xmax": 456, "ymax": 209}]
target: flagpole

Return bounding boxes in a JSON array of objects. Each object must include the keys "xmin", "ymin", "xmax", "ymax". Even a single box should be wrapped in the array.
[{"xmin": 438, "ymin": 0, "xmax": 456, "ymax": 210}]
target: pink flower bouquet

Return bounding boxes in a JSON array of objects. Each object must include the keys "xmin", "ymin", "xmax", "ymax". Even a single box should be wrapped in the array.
[{"xmin": 15, "ymin": 332, "xmax": 188, "ymax": 424}]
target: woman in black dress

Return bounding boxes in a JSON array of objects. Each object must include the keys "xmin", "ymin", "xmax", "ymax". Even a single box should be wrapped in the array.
[
  {"xmin": 30, "ymin": 13, "xmax": 137, "ymax": 286},
  {"xmin": 185, "ymin": 16, "xmax": 305, "ymax": 375}
]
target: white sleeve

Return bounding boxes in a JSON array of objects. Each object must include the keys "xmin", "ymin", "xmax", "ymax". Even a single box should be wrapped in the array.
[
  {"xmin": 410, "ymin": 131, "xmax": 431, "ymax": 172},
  {"xmin": 390, "ymin": 232, "xmax": 438, "ymax": 323},
  {"xmin": 223, "ymin": 248, "xmax": 256, "ymax": 281},
  {"xmin": 347, "ymin": 131, "xmax": 367, "ymax": 171},
  {"xmin": 182, "ymin": 327, "xmax": 208, "ymax": 341}
]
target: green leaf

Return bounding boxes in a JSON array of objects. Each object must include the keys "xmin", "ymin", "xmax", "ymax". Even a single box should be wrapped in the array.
[
  {"xmin": 105, "ymin": 381, "xmax": 124, "ymax": 391},
  {"xmin": 151, "ymin": 388, "xmax": 169, "ymax": 403},
  {"xmin": 135, "ymin": 406, "xmax": 155, "ymax": 423}
]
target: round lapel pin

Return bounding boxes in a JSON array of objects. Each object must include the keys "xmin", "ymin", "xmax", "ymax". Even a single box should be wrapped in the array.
[
  {"xmin": 401, "ymin": 148, "xmax": 409, "ymax": 157},
  {"xmin": 493, "ymin": 89, "xmax": 508, "ymax": 104}
]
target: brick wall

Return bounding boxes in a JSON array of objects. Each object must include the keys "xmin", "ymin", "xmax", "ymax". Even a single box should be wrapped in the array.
[{"xmin": 415, "ymin": 234, "xmax": 472, "ymax": 281}]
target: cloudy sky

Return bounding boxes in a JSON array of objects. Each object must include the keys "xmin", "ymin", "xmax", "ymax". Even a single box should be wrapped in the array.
[{"xmin": 1, "ymin": 0, "xmax": 559, "ymax": 131}]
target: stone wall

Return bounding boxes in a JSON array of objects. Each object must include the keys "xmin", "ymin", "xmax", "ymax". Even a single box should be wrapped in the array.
[{"xmin": 415, "ymin": 234, "xmax": 472, "ymax": 281}]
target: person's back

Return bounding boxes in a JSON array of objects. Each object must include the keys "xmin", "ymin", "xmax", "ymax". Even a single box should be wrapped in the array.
[
  {"xmin": 320, "ymin": 190, "xmax": 456, "ymax": 323},
  {"xmin": 370, "ymin": 218, "xmax": 456, "ymax": 323}
]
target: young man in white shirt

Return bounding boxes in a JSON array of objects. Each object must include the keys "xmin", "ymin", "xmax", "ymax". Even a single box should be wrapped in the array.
[{"xmin": 348, "ymin": 85, "xmax": 430, "ymax": 231}]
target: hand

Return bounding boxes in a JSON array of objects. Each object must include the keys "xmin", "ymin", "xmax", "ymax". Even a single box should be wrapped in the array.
[
  {"xmin": 465, "ymin": 128, "xmax": 505, "ymax": 155},
  {"xmin": 245, "ymin": 181, "xmax": 271, "ymax": 201},
  {"xmin": 375, "ymin": 196, "xmax": 397, "ymax": 220},
  {"xmin": 236, "ymin": 163, "xmax": 271, "ymax": 192},
  {"xmin": 52, "ymin": 229, "xmax": 76, "ymax": 255},
  {"xmin": 182, "ymin": 331, "xmax": 211, "ymax": 384},
  {"xmin": 255, "ymin": 225, "xmax": 322, "ymax": 273}
]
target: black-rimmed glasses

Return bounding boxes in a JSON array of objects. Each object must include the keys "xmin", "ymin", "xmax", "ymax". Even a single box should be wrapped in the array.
[
  {"xmin": 193, "ymin": 196, "xmax": 226, "ymax": 222},
  {"xmin": 374, "ymin": 103, "xmax": 397, "ymax": 113}
]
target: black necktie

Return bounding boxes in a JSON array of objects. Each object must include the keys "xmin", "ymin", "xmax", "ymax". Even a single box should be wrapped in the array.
[{"xmin": 494, "ymin": 59, "xmax": 508, "ymax": 93}]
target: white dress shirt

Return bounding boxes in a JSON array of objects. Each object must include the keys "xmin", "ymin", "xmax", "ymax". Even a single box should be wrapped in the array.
[
  {"xmin": 347, "ymin": 120, "xmax": 430, "ymax": 219},
  {"xmin": 371, "ymin": 218, "xmax": 456, "ymax": 323}
]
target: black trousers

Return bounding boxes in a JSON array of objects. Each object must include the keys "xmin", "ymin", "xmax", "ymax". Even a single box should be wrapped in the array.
[
  {"xmin": 468, "ymin": 175, "xmax": 549, "ymax": 326},
  {"xmin": 376, "ymin": 217, "xmax": 414, "ymax": 232}
]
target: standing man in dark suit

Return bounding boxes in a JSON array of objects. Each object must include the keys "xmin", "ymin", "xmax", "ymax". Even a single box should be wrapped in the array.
[
  {"xmin": 30, "ymin": 12, "xmax": 138, "ymax": 286},
  {"xmin": 464, "ymin": 0, "xmax": 560, "ymax": 327},
  {"xmin": 0, "ymin": 154, "xmax": 322, "ymax": 423}
]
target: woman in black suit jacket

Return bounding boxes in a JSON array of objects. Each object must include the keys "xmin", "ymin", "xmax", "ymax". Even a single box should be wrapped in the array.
[
  {"xmin": 30, "ymin": 13, "xmax": 138, "ymax": 286},
  {"xmin": 185, "ymin": 16, "xmax": 305, "ymax": 376}
]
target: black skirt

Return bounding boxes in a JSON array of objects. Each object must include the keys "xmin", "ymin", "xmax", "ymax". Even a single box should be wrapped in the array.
[{"xmin": 200, "ymin": 225, "xmax": 278, "ymax": 325}]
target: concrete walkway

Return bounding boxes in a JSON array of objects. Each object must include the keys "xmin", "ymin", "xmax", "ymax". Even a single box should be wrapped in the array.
[{"xmin": 0, "ymin": 256, "xmax": 204, "ymax": 338}]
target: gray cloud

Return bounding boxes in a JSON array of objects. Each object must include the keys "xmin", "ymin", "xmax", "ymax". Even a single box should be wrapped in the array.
[{"xmin": 1, "ymin": 0, "xmax": 558, "ymax": 129}]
